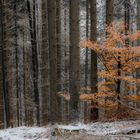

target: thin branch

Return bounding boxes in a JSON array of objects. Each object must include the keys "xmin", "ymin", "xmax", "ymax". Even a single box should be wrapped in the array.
[{"xmin": 114, "ymin": 97, "xmax": 140, "ymax": 113}]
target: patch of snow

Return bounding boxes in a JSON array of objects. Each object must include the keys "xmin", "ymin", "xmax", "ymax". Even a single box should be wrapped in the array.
[
  {"xmin": 0, "ymin": 126, "xmax": 50, "ymax": 140},
  {"xmin": 58, "ymin": 120, "xmax": 140, "ymax": 135},
  {"xmin": 0, "ymin": 121, "xmax": 140, "ymax": 140}
]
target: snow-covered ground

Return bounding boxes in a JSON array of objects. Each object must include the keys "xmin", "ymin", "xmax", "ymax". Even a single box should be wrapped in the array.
[
  {"xmin": 58, "ymin": 120, "xmax": 140, "ymax": 135},
  {"xmin": 0, "ymin": 121, "xmax": 140, "ymax": 140},
  {"xmin": 0, "ymin": 126, "xmax": 51, "ymax": 140}
]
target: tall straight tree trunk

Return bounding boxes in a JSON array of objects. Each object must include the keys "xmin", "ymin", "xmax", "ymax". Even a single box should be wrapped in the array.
[
  {"xmin": 0, "ymin": 0, "xmax": 10, "ymax": 128},
  {"xmin": 4, "ymin": 0, "xmax": 17, "ymax": 127},
  {"xmin": 69, "ymin": 0, "xmax": 80, "ymax": 122},
  {"xmin": 56, "ymin": 0, "xmax": 62, "ymax": 92},
  {"xmin": 27, "ymin": 0, "xmax": 40, "ymax": 125},
  {"xmin": 26, "ymin": 0, "xmax": 34, "ymax": 126},
  {"xmin": 14, "ymin": 1, "xmax": 26, "ymax": 126},
  {"xmin": 90, "ymin": 0, "xmax": 98, "ymax": 121},
  {"xmin": 85, "ymin": 0, "xmax": 89, "ymax": 94},
  {"xmin": 61, "ymin": 1, "xmax": 70, "ymax": 122},
  {"xmin": 56, "ymin": 0, "xmax": 62, "ymax": 122},
  {"xmin": 47, "ymin": 0, "xmax": 58, "ymax": 123},
  {"xmin": 33, "ymin": 0, "xmax": 40, "ymax": 125},
  {"xmin": 137, "ymin": 0, "xmax": 140, "ymax": 95},
  {"xmin": 124, "ymin": 0, "xmax": 130, "ymax": 96},
  {"xmin": 0, "ymin": 0, "xmax": 4, "ymax": 128},
  {"xmin": 106, "ymin": 0, "xmax": 114, "ymax": 26},
  {"xmin": 41, "ymin": 0, "xmax": 49, "ymax": 125},
  {"xmin": 124, "ymin": 0, "xmax": 130, "ymax": 36},
  {"xmin": 13, "ymin": 0, "xmax": 20, "ymax": 126},
  {"xmin": 105, "ymin": 0, "xmax": 114, "ymax": 116},
  {"xmin": 84, "ymin": 0, "xmax": 89, "ymax": 123}
]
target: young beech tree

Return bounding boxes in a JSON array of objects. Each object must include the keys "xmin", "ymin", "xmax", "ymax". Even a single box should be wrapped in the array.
[{"xmin": 80, "ymin": 22, "xmax": 140, "ymax": 119}]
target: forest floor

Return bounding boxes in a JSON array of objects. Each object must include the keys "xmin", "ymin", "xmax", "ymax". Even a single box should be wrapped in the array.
[{"xmin": 0, "ymin": 120, "xmax": 140, "ymax": 140}]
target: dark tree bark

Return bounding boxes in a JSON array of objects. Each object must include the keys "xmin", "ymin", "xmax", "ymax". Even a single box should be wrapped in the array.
[
  {"xmin": 13, "ymin": 0, "xmax": 20, "ymax": 126},
  {"xmin": 90, "ymin": 0, "xmax": 98, "ymax": 121},
  {"xmin": 27, "ymin": 0, "xmax": 40, "ymax": 125},
  {"xmin": 106, "ymin": 0, "xmax": 114, "ymax": 26},
  {"xmin": 84, "ymin": 0, "xmax": 90, "ymax": 123},
  {"xmin": 85, "ymin": 0, "xmax": 89, "ymax": 94},
  {"xmin": 56, "ymin": 0, "xmax": 62, "ymax": 122},
  {"xmin": 124, "ymin": 0, "xmax": 130, "ymax": 37},
  {"xmin": 41, "ymin": 0, "xmax": 49, "ymax": 125},
  {"xmin": 32, "ymin": 0, "xmax": 40, "ymax": 125},
  {"xmin": 13, "ymin": 0, "xmax": 26, "ymax": 126},
  {"xmin": 124, "ymin": 0, "xmax": 130, "ymax": 96},
  {"xmin": 105, "ymin": 0, "xmax": 114, "ymax": 116},
  {"xmin": 47, "ymin": 0, "xmax": 58, "ymax": 123},
  {"xmin": 136, "ymin": 0, "xmax": 140, "ymax": 96},
  {"xmin": 69, "ymin": 0, "xmax": 80, "ymax": 122},
  {"xmin": 0, "ymin": 0, "xmax": 10, "ymax": 128}
]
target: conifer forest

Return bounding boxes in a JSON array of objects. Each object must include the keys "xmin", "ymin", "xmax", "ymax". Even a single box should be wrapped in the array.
[{"xmin": 1, "ymin": 1, "xmax": 140, "ymax": 139}]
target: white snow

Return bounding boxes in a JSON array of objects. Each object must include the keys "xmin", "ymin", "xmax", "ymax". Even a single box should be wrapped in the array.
[
  {"xmin": 0, "ymin": 126, "xmax": 51, "ymax": 140},
  {"xmin": 0, "ymin": 121, "xmax": 140, "ymax": 140},
  {"xmin": 58, "ymin": 120, "xmax": 140, "ymax": 135}
]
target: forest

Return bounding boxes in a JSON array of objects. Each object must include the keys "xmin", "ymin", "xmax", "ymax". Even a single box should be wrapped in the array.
[{"xmin": 1, "ymin": 0, "xmax": 140, "ymax": 139}]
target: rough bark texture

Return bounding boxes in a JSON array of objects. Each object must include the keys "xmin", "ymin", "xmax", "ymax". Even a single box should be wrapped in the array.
[
  {"xmin": 56, "ymin": 0, "xmax": 62, "ymax": 122},
  {"xmin": 40, "ymin": 0, "xmax": 49, "ymax": 126},
  {"xmin": 25, "ymin": 0, "xmax": 34, "ymax": 126},
  {"xmin": 90, "ymin": 0, "xmax": 98, "ymax": 121},
  {"xmin": 105, "ymin": 0, "xmax": 114, "ymax": 117},
  {"xmin": 13, "ymin": 0, "xmax": 25, "ymax": 127},
  {"xmin": 0, "ymin": 0, "xmax": 4, "ymax": 127},
  {"xmin": 124, "ymin": 0, "xmax": 130, "ymax": 96},
  {"xmin": 27, "ymin": 0, "xmax": 40, "ymax": 125},
  {"xmin": 69, "ymin": 0, "xmax": 80, "ymax": 122},
  {"xmin": 48, "ymin": 0, "xmax": 58, "ymax": 123},
  {"xmin": 106, "ymin": 0, "xmax": 114, "ymax": 26},
  {"xmin": 0, "ymin": 0, "xmax": 8, "ymax": 128},
  {"xmin": 4, "ymin": 0, "xmax": 17, "ymax": 127},
  {"xmin": 84, "ymin": 0, "xmax": 90, "ymax": 123},
  {"xmin": 136, "ymin": 0, "xmax": 140, "ymax": 95}
]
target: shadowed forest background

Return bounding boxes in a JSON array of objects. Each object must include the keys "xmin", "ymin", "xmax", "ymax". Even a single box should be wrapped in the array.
[{"xmin": 0, "ymin": 0, "xmax": 140, "ymax": 129}]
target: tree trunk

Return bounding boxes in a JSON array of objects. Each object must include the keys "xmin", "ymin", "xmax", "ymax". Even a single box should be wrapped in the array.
[
  {"xmin": 69, "ymin": 0, "xmax": 80, "ymax": 122},
  {"xmin": 124, "ymin": 0, "xmax": 130, "ymax": 96},
  {"xmin": 90, "ymin": 0, "xmax": 98, "ymax": 121},
  {"xmin": 48, "ymin": 0, "xmax": 58, "ymax": 123},
  {"xmin": 40, "ymin": 0, "xmax": 49, "ymax": 125},
  {"xmin": 85, "ymin": 0, "xmax": 89, "ymax": 94},
  {"xmin": 106, "ymin": 0, "xmax": 114, "ymax": 26},
  {"xmin": 27, "ymin": 0, "xmax": 40, "ymax": 125},
  {"xmin": 136, "ymin": 0, "xmax": 140, "ymax": 96},
  {"xmin": 0, "ymin": 0, "xmax": 10, "ymax": 128},
  {"xmin": 56, "ymin": 0, "xmax": 62, "ymax": 122},
  {"xmin": 124, "ymin": 0, "xmax": 130, "ymax": 37},
  {"xmin": 84, "ymin": 0, "xmax": 90, "ymax": 123},
  {"xmin": 4, "ymin": 0, "xmax": 18, "ymax": 127},
  {"xmin": 105, "ymin": 0, "xmax": 114, "ymax": 117}
]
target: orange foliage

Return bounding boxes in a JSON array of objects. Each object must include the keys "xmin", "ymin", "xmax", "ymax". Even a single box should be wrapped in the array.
[
  {"xmin": 80, "ymin": 21, "xmax": 140, "ymax": 111},
  {"xmin": 123, "ymin": 95, "xmax": 140, "ymax": 101}
]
